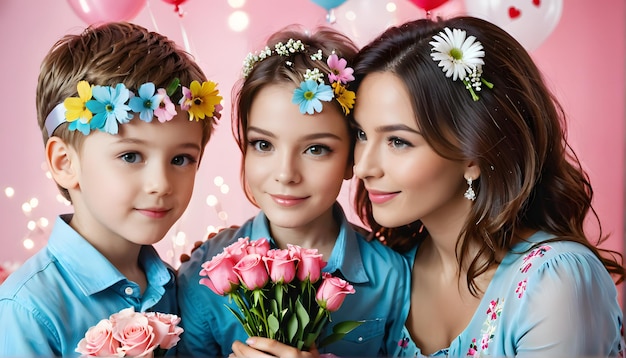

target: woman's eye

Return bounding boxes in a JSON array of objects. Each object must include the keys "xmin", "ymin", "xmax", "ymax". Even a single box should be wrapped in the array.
[
  {"xmin": 250, "ymin": 140, "xmax": 273, "ymax": 152},
  {"xmin": 355, "ymin": 129, "xmax": 367, "ymax": 142},
  {"xmin": 389, "ymin": 137, "xmax": 411, "ymax": 149},
  {"xmin": 172, "ymin": 155, "xmax": 197, "ymax": 167},
  {"xmin": 121, "ymin": 152, "xmax": 141, "ymax": 163},
  {"xmin": 305, "ymin": 145, "xmax": 331, "ymax": 156}
]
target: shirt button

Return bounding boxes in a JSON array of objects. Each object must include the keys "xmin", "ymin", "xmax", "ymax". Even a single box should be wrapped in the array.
[
  {"xmin": 124, "ymin": 287, "xmax": 134, "ymax": 295},
  {"xmin": 358, "ymin": 337, "xmax": 363, "ymax": 342}
]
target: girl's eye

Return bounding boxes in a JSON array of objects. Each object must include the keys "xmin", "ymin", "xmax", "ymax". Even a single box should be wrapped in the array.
[
  {"xmin": 305, "ymin": 145, "xmax": 331, "ymax": 156},
  {"xmin": 121, "ymin": 152, "xmax": 142, "ymax": 163},
  {"xmin": 355, "ymin": 129, "xmax": 367, "ymax": 142},
  {"xmin": 172, "ymin": 155, "xmax": 197, "ymax": 167},
  {"xmin": 389, "ymin": 137, "xmax": 412, "ymax": 149},
  {"xmin": 250, "ymin": 140, "xmax": 273, "ymax": 152}
]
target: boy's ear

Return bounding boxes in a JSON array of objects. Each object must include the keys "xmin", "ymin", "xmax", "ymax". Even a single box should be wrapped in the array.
[{"xmin": 46, "ymin": 137, "xmax": 79, "ymax": 190}]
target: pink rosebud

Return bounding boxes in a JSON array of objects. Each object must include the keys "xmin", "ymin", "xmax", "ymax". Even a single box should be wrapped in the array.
[
  {"xmin": 224, "ymin": 237, "xmax": 251, "ymax": 262},
  {"xmin": 233, "ymin": 254, "xmax": 269, "ymax": 290},
  {"xmin": 110, "ymin": 307, "xmax": 158, "ymax": 357},
  {"xmin": 75, "ymin": 319, "xmax": 120, "ymax": 356},
  {"xmin": 246, "ymin": 237, "xmax": 270, "ymax": 256},
  {"xmin": 199, "ymin": 252, "xmax": 240, "ymax": 295},
  {"xmin": 144, "ymin": 312, "xmax": 184, "ymax": 349},
  {"xmin": 263, "ymin": 249, "xmax": 298, "ymax": 284},
  {"xmin": 289, "ymin": 245, "xmax": 326, "ymax": 283},
  {"xmin": 316, "ymin": 273, "xmax": 355, "ymax": 312}
]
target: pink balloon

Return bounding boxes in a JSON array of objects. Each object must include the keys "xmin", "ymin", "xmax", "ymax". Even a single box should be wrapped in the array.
[
  {"xmin": 408, "ymin": 0, "xmax": 449, "ymax": 11},
  {"xmin": 67, "ymin": 0, "xmax": 147, "ymax": 24},
  {"xmin": 465, "ymin": 0, "xmax": 563, "ymax": 51}
]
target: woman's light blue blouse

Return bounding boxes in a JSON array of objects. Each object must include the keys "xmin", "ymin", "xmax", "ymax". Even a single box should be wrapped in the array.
[{"xmin": 393, "ymin": 231, "xmax": 624, "ymax": 357}]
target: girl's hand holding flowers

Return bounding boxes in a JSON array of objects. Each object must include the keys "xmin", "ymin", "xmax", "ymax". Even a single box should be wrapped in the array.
[{"xmin": 199, "ymin": 237, "xmax": 361, "ymax": 351}]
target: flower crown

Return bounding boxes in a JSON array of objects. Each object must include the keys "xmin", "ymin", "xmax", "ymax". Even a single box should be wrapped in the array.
[
  {"xmin": 242, "ymin": 38, "xmax": 356, "ymax": 115},
  {"xmin": 429, "ymin": 27, "xmax": 494, "ymax": 101},
  {"xmin": 44, "ymin": 78, "xmax": 223, "ymax": 137}
]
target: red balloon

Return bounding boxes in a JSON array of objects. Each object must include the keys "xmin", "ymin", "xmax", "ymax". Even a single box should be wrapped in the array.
[
  {"xmin": 162, "ymin": 0, "xmax": 188, "ymax": 13},
  {"xmin": 407, "ymin": 0, "xmax": 449, "ymax": 11},
  {"xmin": 67, "ymin": 0, "xmax": 146, "ymax": 24}
]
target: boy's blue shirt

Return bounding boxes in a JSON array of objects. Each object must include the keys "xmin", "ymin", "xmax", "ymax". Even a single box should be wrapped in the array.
[
  {"xmin": 177, "ymin": 203, "xmax": 411, "ymax": 357},
  {"xmin": 0, "ymin": 214, "xmax": 177, "ymax": 357}
]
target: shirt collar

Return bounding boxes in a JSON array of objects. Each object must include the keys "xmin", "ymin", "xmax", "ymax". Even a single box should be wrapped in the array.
[{"xmin": 47, "ymin": 215, "xmax": 173, "ymax": 296}]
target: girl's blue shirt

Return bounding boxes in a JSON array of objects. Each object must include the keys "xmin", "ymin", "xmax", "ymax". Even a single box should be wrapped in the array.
[
  {"xmin": 0, "ymin": 214, "xmax": 177, "ymax": 357},
  {"xmin": 177, "ymin": 203, "xmax": 410, "ymax": 357}
]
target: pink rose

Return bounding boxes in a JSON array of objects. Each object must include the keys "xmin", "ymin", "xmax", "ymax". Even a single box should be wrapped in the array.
[
  {"xmin": 288, "ymin": 245, "xmax": 326, "ymax": 283},
  {"xmin": 144, "ymin": 312, "xmax": 184, "ymax": 349},
  {"xmin": 246, "ymin": 237, "xmax": 270, "ymax": 256},
  {"xmin": 75, "ymin": 319, "xmax": 120, "ymax": 356},
  {"xmin": 316, "ymin": 273, "xmax": 355, "ymax": 312},
  {"xmin": 110, "ymin": 308, "xmax": 158, "ymax": 357},
  {"xmin": 233, "ymin": 253, "xmax": 269, "ymax": 290},
  {"xmin": 263, "ymin": 248, "xmax": 298, "ymax": 284},
  {"xmin": 224, "ymin": 237, "xmax": 251, "ymax": 262},
  {"xmin": 200, "ymin": 251, "xmax": 240, "ymax": 295}
]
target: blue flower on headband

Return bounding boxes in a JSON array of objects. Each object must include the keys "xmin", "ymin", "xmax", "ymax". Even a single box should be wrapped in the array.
[
  {"xmin": 129, "ymin": 82, "xmax": 163, "ymax": 122},
  {"xmin": 292, "ymin": 80, "xmax": 333, "ymax": 115},
  {"xmin": 86, "ymin": 83, "xmax": 132, "ymax": 135}
]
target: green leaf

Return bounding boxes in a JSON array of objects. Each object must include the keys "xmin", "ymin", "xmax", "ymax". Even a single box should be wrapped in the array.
[
  {"xmin": 286, "ymin": 312, "xmax": 299, "ymax": 342},
  {"xmin": 318, "ymin": 320, "xmax": 365, "ymax": 348},
  {"xmin": 267, "ymin": 314, "xmax": 280, "ymax": 336},
  {"xmin": 333, "ymin": 320, "xmax": 364, "ymax": 334},
  {"xmin": 165, "ymin": 78, "xmax": 180, "ymax": 97}
]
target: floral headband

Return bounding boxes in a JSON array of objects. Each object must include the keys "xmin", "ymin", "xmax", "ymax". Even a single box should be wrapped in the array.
[
  {"xmin": 44, "ymin": 78, "xmax": 223, "ymax": 137},
  {"xmin": 430, "ymin": 27, "xmax": 494, "ymax": 101},
  {"xmin": 242, "ymin": 38, "xmax": 356, "ymax": 115}
]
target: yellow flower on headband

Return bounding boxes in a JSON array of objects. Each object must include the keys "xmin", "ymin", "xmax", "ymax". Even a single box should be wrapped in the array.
[
  {"xmin": 63, "ymin": 80, "xmax": 93, "ymax": 123},
  {"xmin": 332, "ymin": 82, "xmax": 355, "ymax": 115},
  {"xmin": 179, "ymin": 80, "xmax": 223, "ymax": 121}
]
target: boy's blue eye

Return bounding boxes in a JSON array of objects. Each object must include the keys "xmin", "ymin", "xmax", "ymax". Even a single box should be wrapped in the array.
[
  {"xmin": 121, "ymin": 152, "xmax": 141, "ymax": 163},
  {"xmin": 172, "ymin": 155, "xmax": 196, "ymax": 167}
]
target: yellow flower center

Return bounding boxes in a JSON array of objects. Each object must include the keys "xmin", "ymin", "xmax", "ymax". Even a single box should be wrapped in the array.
[
  {"xmin": 304, "ymin": 91, "xmax": 315, "ymax": 100},
  {"xmin": 194, "ymin": 97, "xmax": 202, "ymax": 105},
  {"xmin": 450, "ymin": 48, "xmax": 463, "ymax": 60}
]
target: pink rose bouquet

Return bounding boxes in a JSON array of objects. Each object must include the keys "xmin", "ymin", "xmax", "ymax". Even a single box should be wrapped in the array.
[
  {"xmin": 75, "ymin": 307, "xmax": 183, "ymax": 357},
  {"xmin": 199, "ymin": 237, "xmax": 361, "ymax": 351}
]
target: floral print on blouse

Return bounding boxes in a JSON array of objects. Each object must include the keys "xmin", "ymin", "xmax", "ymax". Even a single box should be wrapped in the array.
[{"xmin": 393, "ymin": 231, "xmax": 624, "ymax": 357}]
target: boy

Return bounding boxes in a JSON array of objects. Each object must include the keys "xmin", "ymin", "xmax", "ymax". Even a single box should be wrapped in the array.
[{"xmin": 0, "ymin": 21, "xmax": 221, "ymax": 356}]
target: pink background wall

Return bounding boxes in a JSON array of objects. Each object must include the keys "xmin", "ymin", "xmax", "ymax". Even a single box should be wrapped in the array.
[{"xmin": 0, "ymin": 0, "xmax": 623, "ymax": 283}]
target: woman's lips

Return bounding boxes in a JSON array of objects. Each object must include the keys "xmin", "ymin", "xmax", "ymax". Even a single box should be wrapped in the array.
[{"xmin": 367, "ymin": 190, "xmax": 399, "ymax": 205}]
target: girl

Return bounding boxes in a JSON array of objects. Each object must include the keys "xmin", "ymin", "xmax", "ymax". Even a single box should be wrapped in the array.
[
  {"xmin": 351, "ymin": 16, "xmax": 625, "ymax": 357},
  {"xmin": 177, "ymin": 25, "xmax": 409, "ymax": 357}
]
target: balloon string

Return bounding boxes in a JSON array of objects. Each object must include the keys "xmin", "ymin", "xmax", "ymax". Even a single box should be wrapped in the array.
[
  {"xmin": 145, "ymin": 0, "xmax": 160, "ymax": 32},
  {"xmin": 179, "ymin": 17, "xmax": 196, "ymax": 59}
]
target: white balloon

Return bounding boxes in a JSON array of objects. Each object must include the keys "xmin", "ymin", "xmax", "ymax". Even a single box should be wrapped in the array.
[
  {"xmin": 332, "ymin": 0, "xmax": 399, "ymax": 47},
  {"xmin": 464, "ymin": 0, "xmax": 563, "ymax": 51}
]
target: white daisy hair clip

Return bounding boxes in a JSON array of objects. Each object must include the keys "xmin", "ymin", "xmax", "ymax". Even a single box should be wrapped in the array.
[{"xmin": 430, "ymin": 27, "xmax": 494, "ymax": 101}]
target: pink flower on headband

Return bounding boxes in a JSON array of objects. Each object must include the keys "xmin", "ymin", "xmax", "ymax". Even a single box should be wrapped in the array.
[
  {"xmin": 327, "ymin": 54, "xmax": 354, "ymax": 84},
  {"xmin": 154, "ymin": 88, "xmax": 177, "ymax": 123}
]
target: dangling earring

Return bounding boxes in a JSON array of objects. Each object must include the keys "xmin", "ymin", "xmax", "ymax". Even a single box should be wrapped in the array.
[{"xmin": 464, "ymin": 177, "xmax": 476, "ymax": 201}]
